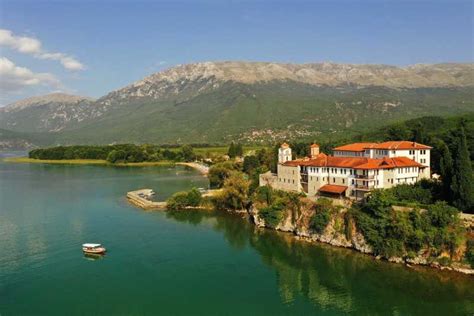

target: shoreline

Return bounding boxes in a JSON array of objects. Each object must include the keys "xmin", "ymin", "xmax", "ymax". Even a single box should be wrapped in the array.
[
  {"xmin": 175, "ymin": 162, "xmax": 210, "ymax": 175},
  {"xmin": 244, "ymin": 206, "xmax": 474, "ymax": 276},
  {"xmin": 2, "ymin": 157, "xmax": 175, "ymax": 167}
]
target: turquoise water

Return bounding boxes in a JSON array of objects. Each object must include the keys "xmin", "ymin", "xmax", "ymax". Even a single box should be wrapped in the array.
[{"xmin": 0, "ymin": 155, "xmax": 473, "ymax": 315}]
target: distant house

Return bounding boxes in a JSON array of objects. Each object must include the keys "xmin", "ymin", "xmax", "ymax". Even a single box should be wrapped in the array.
[{"xmin": 260, "ymin": 141, "xmax": 431, "ymax": 200}]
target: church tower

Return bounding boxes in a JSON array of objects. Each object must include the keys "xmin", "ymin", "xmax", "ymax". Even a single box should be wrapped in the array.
[
  {"xmin": 278, "ymin": 143, "xmax": 292, "ymax": 163},
  {"xmin": 310, "ymin": 143, "xmax": 320, "ymax": 158}
]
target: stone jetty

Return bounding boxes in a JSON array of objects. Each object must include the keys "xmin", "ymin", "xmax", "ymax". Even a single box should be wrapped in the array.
[{"xmin": 126, "ymin": 189, "xmax": 167, "ymax": 210}]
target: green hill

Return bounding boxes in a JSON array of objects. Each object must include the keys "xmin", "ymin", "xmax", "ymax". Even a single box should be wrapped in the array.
[{"xmin": 55, "ymin": 83, "xmax": 473, "ymax": 145}]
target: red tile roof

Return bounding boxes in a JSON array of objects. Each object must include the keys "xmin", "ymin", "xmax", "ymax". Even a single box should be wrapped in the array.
[
  {"xmin": 354, "ymin": 157, "xmax": 424, "ymax": 170},
  {"xmin": 319, "ymin": 184, "xmax": 348, "ymax": 194},
  {"xmin": 280, "ymin": 142, "xmax": 290, "ymax": 149},
  {"xmin": 333, "ymin": 142, "xmax": 378, "ymax": 152},
  {"xmin": 372, "ymin": 141, "xmax": 432, "ymax": 150},
  {"xmin": 282, "ymin": 154, "xmax": 424, "ymax": 170},
  {"xmin": 333, "ymin": 141, "xmax": 431, "ymax": 151},
  {"xmin": 310, "ymin": 143, "xmax": 320, "ymax": 148}
]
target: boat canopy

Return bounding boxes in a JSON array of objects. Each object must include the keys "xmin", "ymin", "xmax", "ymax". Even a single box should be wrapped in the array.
[{"xmin": 82, "ymin": 243, "xmax": 102, "ymax": 248}]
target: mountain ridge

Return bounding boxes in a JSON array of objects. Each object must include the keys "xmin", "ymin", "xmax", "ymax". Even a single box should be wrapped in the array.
[
  {"xmin": 2, "ymin": 93, "xmax": 94, "ymax": 112},
  {"xmin": 1, "ymin": 61, "xmax": 473, "ymax": 146}
]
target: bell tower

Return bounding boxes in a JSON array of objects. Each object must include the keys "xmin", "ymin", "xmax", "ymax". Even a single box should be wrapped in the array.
[
  {"xmin": 310, "ymin": 143, "xmax": 320, "ymax": 158},
  {"xmin": 278, "ymin": 143, "xmax": 292, "ymax": 163}
]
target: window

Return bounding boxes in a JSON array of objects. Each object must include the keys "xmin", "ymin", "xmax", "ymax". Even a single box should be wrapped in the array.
[
  {"xmin": 333, "ymin": 177, "xmax": 335, "ymax": 183},
  {"xmin": 342, "ymin": 179, "xmax": 345, "ymax": 184},
  {"xmin": 352, "ymin": 179, "xmax": 354, "ymax": 185}
]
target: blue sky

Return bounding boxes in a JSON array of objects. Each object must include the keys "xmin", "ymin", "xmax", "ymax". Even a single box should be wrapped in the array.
[{"xmin": 0, "ymin": 0, "xmax": 472, "ymax": 105}]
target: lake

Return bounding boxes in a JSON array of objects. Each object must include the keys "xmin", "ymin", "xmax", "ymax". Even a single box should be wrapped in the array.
[{"xmin": 0, "ymin": 154, "xmax": 473, "ymax": 315}]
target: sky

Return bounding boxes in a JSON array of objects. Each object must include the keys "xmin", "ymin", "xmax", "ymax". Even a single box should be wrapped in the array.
[{"xmin": 0, "ymin": 0, "xmax": 472, "ymax": 105}]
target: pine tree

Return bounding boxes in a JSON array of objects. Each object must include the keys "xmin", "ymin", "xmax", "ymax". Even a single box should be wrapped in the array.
[
  {"xmin": 451, "ymin": 128, "xmax": 474, "ymax": 212},
  {"xmin": 439, "ymin": 141, "xmax": 453, "ymax": 201}
]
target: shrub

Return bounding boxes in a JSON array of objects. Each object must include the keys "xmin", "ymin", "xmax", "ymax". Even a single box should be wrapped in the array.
[
  {"xmin": 167, "ymin": 188, "xmax": 202, "ymax": 210},
  {"xmin": 310, "ymin": 198, "xmax": 334, "ymax": 234},
  {"xmin": 310, "ymin": 209, "xmax": 331, "ymax": 234},
  {"xmin": 353, "ymin": 198, "xmax": 466, "ymax": 260},
  {"xmin": 466, "ymin": 239, "xmax": 474, "ymax": 268},
  {"xmin": 186, "ymin": 188, "xmax": 202, "ymax": 207},
  {"xmin": 259, "ymin": 205, "xmax": 285, "ymax": 228},
  {"xmin": 254, "ymin": 185, "xmax": 274, "ymax": 205},
  {"xmin": 426, "ymin": 202, "xmax": 460, "ymax": 228},
  {"xmin": 389, "ymin": 183, "xmax": 433, "ymax": 205}
]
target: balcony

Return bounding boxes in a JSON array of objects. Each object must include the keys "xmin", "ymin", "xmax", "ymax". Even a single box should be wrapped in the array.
[
  {"xmin": 355, "ymin": 184, "xmax": 373, "ymax": 191},
  {"xmin": 356, "ymin": 174, "xmax": 375, "ymax": 180}
]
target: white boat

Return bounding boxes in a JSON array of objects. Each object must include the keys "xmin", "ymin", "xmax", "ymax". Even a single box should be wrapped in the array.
[{"xmin": 82, "ymin": 243, "xmax": 106, "ymax": 254}]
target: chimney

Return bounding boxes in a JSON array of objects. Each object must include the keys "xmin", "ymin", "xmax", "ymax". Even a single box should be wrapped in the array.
[{"xmin": 310, "ymin": 143, "xmax": 320, "ymax": 158}]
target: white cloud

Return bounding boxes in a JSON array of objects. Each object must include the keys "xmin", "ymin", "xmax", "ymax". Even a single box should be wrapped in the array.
[
  {"xmin": 0, "ymin": 29, "xmax": 84, "ymax": 71},
  {"xmin": 0, "ymin": 57, "xmax": 61, "ymax": 93}
]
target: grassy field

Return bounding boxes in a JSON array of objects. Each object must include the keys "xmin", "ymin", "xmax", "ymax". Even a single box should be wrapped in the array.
[
  {"xmin": 3, "ymin": 157, "xmax": 175, "ymax": 167},
  {"xmin": 190, "ymin": 145, "xmax": 265, "ymax": 156}
]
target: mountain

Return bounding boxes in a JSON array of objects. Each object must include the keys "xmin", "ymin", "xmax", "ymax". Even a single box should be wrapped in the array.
[
  {"xmin": 0, "ymin": 93, "xmax": 97, "ymax": 133},
  {"xmin": 1, "ymin": 62, "xmax": 473, "ymax": 146},
  {"xmin": 0, "ymin": 128, "xmax": 54, "ymax": 150}
]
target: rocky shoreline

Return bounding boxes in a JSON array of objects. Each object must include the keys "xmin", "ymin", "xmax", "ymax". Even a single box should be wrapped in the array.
[{"xmin": 243, "ymin": 205, "xmax": 474, "ymax": 276}]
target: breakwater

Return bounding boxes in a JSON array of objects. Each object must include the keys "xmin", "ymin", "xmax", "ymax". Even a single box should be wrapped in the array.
[{"xmin": 127, "ymin": 189, "xmax": 167, "ymax": 210}]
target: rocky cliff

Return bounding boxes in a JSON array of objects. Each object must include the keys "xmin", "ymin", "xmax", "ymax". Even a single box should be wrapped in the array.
[{"xmin": 248, "ymin": 198, "xmax": 474, "ymax": 275}]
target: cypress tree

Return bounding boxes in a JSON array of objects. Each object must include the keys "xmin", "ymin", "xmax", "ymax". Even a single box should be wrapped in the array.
[
  {"xmin": 439, "ymin": 141, "xmax": 454, "ymax": 201},
  {"xmin": 235, "ymin": 143, "xmax": 243, "ymax": 157},
  {"xmin": 228, "ymin": 142, "xmax": 236, "ymax": 158},
  {"xmin": 451, "ymin": 128, "xmax": 474, "ymax": 212},
  {"xmin": 413, "ymin": 123, "xmax": 426, "ymax": 144}
]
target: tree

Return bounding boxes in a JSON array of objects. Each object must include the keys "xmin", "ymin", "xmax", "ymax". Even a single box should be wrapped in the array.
[
  {"xmin": 181, "ymin": 145, "xmax": 195, "ymax": 162},
  {"xmin": 208, "ymin": 161, "xmax": 239, "ymax": 188},
  {"xmin": 438, "ymin": 141, "xmax": 454, "ymax": 201},
  {"xmin": 385, "ymin": 124, "xmax": 411, "ymax": 141},
  {"xmin": 243, "ymin": 155, "xmax": 260, "ymax": 174},
  {"xmin": 227, "ymin": 142, "xmax": 236, "ymax": 158},
  {"xmin": 186, "ymin": 188, "xmax": 202, "ymax": 207},
  {"xmin": 166, "ymin": 188, "xmax": 202, "ymax": 210},
  {"xmin": 106, "ymin": 149, "xmax": 126, "ymax": 163},
  {"xmin": 451, "ymin": 128, "xmax": 474, "ymax": 212},
  {"xmin": 214, "ymin": 172, "xmax": 250, "ymax": 211},
  {"xmin": 235, "ymin": 143, "xmax": 243, "ymax": 157},
  {"xmin": 412, "ymin": 123, "xmax": 426, "ymax": 144}
]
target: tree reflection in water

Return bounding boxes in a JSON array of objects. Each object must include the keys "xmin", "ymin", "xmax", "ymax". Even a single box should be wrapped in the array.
[{"xmin": 167, "ymin": 210, "xmax": 474, "ymax": 315}]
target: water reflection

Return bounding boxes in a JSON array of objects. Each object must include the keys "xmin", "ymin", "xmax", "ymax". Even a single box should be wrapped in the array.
[
  {"xmin": 171, "ymin": 210, "xmax": 474, "ymax": 315},
  {"xmin": 83, "ymin": 253, "xmax": 106, "ymax": 261},
  {"xmin": 166, "ymin": 210, "xmax": 212, "ymax": 226}
]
